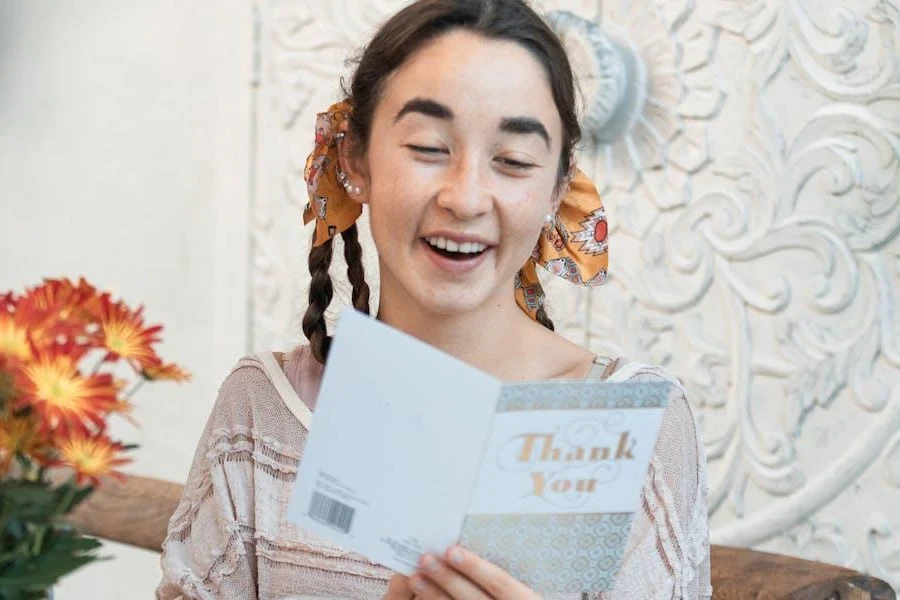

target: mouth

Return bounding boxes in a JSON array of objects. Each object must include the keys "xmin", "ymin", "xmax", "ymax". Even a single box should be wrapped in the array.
[
  {"xmin": 423, "ymin": 236, "xmax": 490, "ymax": 261},
  {"xmin": 419, "ymin": 235, "xmax": 495, "ymax": 274}
]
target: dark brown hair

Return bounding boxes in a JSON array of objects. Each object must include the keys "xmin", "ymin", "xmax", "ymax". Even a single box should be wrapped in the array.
[{"xmin": 303, "ymin": 0, "xmax": 582, "ymax": 363}]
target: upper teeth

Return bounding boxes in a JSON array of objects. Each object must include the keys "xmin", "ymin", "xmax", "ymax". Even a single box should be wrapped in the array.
[{"xmin": 426, "ymin": 237, "xmax": 487, "ymax": 254}]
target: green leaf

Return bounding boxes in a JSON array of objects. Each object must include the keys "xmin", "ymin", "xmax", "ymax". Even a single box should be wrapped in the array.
[
  {"xmin": 3, "ymin": 521, "xmax": 23, "ymax": 540},
  {"xmin": 0, "ymin": 527, "xmax": 105, "ymax": 595},
  {"xmin": 0, "ymin": 478, "xmax": 104, "ymax": 598},
  {"xmin": 0, "ymin": 481, "xmax": 57, "ymax": 524},
  {"xmin": 51, "ymin": 482, "xmax": 93, "ymax": 516}
]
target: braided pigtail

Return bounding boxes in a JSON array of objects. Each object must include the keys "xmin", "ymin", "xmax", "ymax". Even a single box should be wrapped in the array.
[
  {"xmin": 341, "ymin": 224, "xmax": 370, "ymax": 314},
  {"xmin": 533, "ymin": 280, "xmax": 555, "ymax": 331},
  {"xmin": 302, "ymin": 226, "xmax": 371, "ymax": 364},
  {"xmin": 535, "ymin": 305, "xmax": 555, "ymax": 331},
  {"xmin": 302, "ymin": 239, "xmax": 336, "ymax": 364}
]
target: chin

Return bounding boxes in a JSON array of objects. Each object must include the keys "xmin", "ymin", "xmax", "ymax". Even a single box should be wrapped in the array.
[{"xmin": 415, "ymin": 286, "xmax": 496, "ymax": 319}]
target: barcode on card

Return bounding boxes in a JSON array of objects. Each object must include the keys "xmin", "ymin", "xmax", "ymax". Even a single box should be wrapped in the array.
[{"xmin": 308, "ymin": 491, "xmax": 355, "ymax": 533}]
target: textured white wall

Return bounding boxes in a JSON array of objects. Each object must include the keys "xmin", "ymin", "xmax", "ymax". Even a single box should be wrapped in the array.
[{"xmin": 0, "ymin": 1, "xmax": 252, "ymax": 597}]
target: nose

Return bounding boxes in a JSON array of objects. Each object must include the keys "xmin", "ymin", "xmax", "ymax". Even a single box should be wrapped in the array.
[{"xmin": 435, "ymin": 155, "xmax": 492, "ymax": 220}]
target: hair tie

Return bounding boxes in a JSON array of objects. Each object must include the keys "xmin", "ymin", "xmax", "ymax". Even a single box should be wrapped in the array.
[{"xmin": 302, "ymin": 100, "xmax": 359, "ymax": 246}]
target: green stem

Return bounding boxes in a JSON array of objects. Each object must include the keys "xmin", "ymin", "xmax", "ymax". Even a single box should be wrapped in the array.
[
  {"xmin": 14, "ymin": 453, "xmax": 38, "ymax": 482},
  {"xmin": 55, "ymin": 478, "xmax": 79, "ymax": 515},
  {"xmin": 90, "ymin": 354, "xmax": 106, "ymax": 375},
  {"xmin": 30, "ymin": 525, "xmax": 47, "ymax": 556},
  {"xmin": 124, "ymin": 378, "xmax": 146, "ymax": 400}
]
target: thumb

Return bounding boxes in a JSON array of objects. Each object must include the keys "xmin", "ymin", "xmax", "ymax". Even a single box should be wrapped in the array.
[{"xmin": 384, "ymin": 573, "xmax": 414, "ymax": 599}]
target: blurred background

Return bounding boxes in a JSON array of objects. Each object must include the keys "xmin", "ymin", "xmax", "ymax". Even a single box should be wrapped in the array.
[{"xmin": 1, "ymin": 0, "xmax": 899, "ymax": 597}]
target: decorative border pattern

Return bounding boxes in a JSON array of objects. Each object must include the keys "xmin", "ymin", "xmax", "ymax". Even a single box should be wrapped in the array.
[{"xmin": 496, "ymin": 381, "xmax": 671, "ymax": 411}]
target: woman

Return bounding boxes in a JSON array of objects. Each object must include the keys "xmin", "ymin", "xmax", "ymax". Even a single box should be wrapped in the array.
[{"xmin": 157, "ymin": 0, "xmax": 711, "ymax": 598}]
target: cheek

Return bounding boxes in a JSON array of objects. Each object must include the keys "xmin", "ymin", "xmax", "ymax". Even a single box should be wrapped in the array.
[
  {"xmin": 365, "ymin": 151, "xmax": 427, "ymax": 242},
  {"xmin": 496, "ymin": 191, "xmax": 548, "ymax": 269},
  {"xmin": 505, "ymin": 189, "xmax": 550, "ymax": 239}
]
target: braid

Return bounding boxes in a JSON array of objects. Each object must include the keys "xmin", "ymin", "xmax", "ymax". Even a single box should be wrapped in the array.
[
  {"xmin": 302, "ymin": 239, "xmax": 335, "ymax": 364},
  {"xmin": 533, "ymin": 280, "xmax": 555, "ymax": 331},
  {"xmin": 341, "ymin": 225, "xmax": 371, "ymax": 314},
  {"xmin": 535, "ymin": 305, "xmax": 555, "ymax": 331}
]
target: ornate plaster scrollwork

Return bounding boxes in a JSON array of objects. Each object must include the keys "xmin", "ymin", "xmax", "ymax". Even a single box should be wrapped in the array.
[
  {"xmin": 546, "ymin": 3, "xmax": 726, "ymax": 217},
  {"xmin": 251, "ymin": 3, "xmax": 900, "ymax": 592}
]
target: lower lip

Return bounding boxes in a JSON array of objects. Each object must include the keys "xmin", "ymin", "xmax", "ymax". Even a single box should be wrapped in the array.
[{"xmin": 420, "ymin": 239, "xmax": 492, "ymax": 275}]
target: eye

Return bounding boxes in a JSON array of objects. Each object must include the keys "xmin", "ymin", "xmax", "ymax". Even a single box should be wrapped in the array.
[
  {"xmin": 496, "ymin": 157, "xmax": 536, "ymax": 170},
  {"xmin": 406, "ymin": 144, "xmax": 448, "ymax": 156}
]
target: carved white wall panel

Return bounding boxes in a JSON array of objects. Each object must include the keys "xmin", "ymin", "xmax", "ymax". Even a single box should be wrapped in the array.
[{"xmin": 251, "ymin": 0, "xmax": 900, "ymax": 589}]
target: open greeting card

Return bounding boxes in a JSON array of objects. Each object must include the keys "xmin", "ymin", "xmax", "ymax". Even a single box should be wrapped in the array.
[{"xmin": 287, "ymin": 310, "xmax": 670, "ymax": 594}]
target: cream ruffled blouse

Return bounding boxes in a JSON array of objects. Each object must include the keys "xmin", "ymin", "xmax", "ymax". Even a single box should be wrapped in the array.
[{"xmin": 156, "ymin": 346, "xmax": 711, "ymax": 599}]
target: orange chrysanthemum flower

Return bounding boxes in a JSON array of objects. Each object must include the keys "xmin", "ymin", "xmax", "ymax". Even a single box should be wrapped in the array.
[
  {"xmin": 0, "ymin": 292, "xmax": 15, "ymax": 312},
  {"xmin": 0, "ymin": 414, "xmax": 51, "ymax": 475},
  {"xmin": 0, "ymin": 291, "xmax": 31, "ymax": 363},
  {"xmin": 95, "ymin": 295, "xmax": 162, "ymax": 371},
  {"xmin": 15, "ymin": 345, "xmax": 121, "ymax": 434},
  {"xmin": 56, "ymin": 430, "xmax": 130, "ymax": 486},
  {"xmin": 142, "ymin": 360, "xmax": 191, "ymax": 382},
  {"xmin": 0, "ymin": 360, "xmax": 15, "ymax": 405},
  {"xmin": 16, "ymin": 278, "xmax": 101, "ymax": 351},
  {"xmin": 0, "ymin": 313, "xmax": 30, "ymax": 363}
]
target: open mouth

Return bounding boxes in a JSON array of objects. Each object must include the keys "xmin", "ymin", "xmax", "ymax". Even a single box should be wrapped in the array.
[{"xmin": 424, "ymin": 236, "xmax": 489, "ymax": 261}]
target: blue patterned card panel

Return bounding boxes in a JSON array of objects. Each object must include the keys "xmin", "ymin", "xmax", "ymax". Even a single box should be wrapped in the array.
[
  {"xmin": 459, "ymin": 513, "xmax": 634, "ymax": 594},
  {"xmin": 497, "ymin": 380, "xmax": 671, "ymax": 412},
  {"xmin": 460, "ymin": 380, "xmax": 671, "ymax": 594}
]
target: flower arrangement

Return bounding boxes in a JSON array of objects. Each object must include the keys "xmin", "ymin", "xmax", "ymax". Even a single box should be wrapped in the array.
[{"xmin": 0, "ymin": 278, "xmax": 189, "ymax": 599}]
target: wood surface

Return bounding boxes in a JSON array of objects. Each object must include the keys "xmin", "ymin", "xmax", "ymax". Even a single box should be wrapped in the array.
[{"xmin": 55, "ymin": 473, "xmax": 897, "ymax": 599}]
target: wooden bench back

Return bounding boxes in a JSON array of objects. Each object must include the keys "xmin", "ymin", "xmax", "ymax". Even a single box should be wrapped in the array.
[{"xmin": 64, "ymin": 474, "xmax": 896, "ymax": 599}]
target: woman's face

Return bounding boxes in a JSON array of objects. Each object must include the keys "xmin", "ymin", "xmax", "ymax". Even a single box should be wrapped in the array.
[{"xmin": 355, "ymin": 29, "xmax": 564, "ymax": 318}]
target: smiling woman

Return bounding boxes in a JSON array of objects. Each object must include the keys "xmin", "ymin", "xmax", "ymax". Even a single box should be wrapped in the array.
[
  {"xmin": 354, "ymin": 33, "xmax": 565, "ymax": 327},
  {"xmin": 367, "ymin": 33, "xmax": 571, "ymax": 326},
  {"xmin": 156, "ymin": 1, "xmax": 710, "ymax": 599}
]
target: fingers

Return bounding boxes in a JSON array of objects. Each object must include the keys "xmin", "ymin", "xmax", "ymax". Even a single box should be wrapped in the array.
[
  {"xmin": 384, "ymin": 574, "xmax": 415, "ymax": 599},
  {"xmin": 438, "ymin": 546, "xmax": 538, "ymax": 600},
  {"xmin": 411, "ymin": 553, "xmax": 489, "ymax": 600},
  {"xmin": 409, "ymin": 571, "xmax": 454, "ymax": 600}
]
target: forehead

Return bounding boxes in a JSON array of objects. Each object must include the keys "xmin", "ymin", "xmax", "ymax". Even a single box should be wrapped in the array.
[{"xmin": 378, "ymin": 29, "xmax": 562, "ymax": 137}]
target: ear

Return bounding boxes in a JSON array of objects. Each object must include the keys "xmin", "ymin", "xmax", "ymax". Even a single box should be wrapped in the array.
[
  {"xmin": 336, "ymin": 121, "xmax": 370, "ymax": 205},
  {"xmin": 550, "ymin": 183, "xmax": 565, "ymax": 216},
  {"xmin": 550, "ymin": 160, "xmax": 576, "ymax": 214}
]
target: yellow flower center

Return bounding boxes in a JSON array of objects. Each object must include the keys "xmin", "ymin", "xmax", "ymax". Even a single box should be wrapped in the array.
[
  {"xmin": 104, "ymin": 322, "xmax": 141, "ymax": 357},
  {"xmin": 61, "ymin": 438, "xmax": 116, "ymax": 475},
  {"xmin": 0, "ymin": 320, "xmax": 30, "ymax": 360},
  {"xmin": 32, "ymin": 362, "xmax": 85, "ymax": 410},
  {"xmin": 72, "ymin": 450, "xmax": 104, "ymax": 471}
]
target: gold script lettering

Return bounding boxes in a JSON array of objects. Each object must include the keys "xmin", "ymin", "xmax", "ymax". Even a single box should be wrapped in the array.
[
  {"xmin": 615, "ymin": 431, "xmax": 635, "ymax": 460},
  {"xmin": 530, "ymin": 471, "xmax": 547, "ymax": 496}
]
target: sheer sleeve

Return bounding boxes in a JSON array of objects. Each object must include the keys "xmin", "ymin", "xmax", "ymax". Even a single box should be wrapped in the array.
[
  {"xmin": 156, "ymin": 355, "xmax": 393, "ymax": 600},
  {"xmin": 600, "ymin": 365, "xmax": 712, "ymax": 600},
  {"xmin": 156, "ymin": 362, "xmax": 263, "ymax": 599}
]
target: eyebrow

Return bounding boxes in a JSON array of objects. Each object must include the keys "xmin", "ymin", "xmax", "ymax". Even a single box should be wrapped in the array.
[
  {"xmin": 394, "ymin": 97, "xmax": 551, "ymax": 148},
  {"xmin": 395, "ymin": 98, "xmax": 453, "ymax": 122},
  {"xmin": 499, "ymin": 116, "xmax": 550, "ymax": 148}
]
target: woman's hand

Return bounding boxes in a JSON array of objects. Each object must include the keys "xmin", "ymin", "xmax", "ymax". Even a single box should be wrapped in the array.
[
  {"xmin": 383, "ymin": 573, "xmax": 415, "ymax": 599},
  {"xmin": 408, "ymin": 545, "xmax": 540, "ymax": 599}
]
